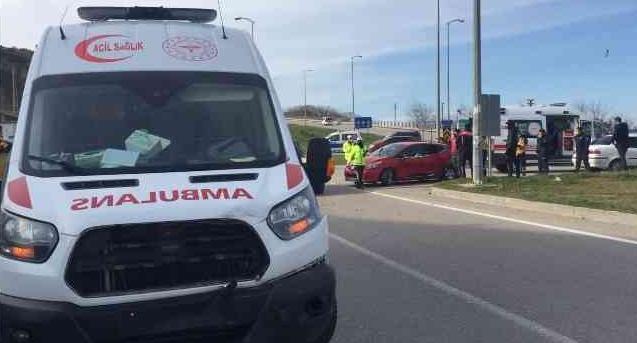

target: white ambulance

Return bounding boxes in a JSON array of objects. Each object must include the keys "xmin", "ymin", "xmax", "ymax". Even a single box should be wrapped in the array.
[
  {"xmin": 492, "ymin": 104, "xmax": 580, "ymax": 172},
  {"xmin": 0, "ymin": 7, "xmax": 336, "ymax": 343}
]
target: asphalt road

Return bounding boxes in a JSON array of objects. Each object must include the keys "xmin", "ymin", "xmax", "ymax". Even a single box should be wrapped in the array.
[{"xmin": 321, "ymin": 183, "xmax": 637, "ymax": 343}]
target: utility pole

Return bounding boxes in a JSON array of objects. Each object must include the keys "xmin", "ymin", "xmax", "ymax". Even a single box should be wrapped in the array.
[
  {"xmin": 472, "ymin": 0, "xmax": 483, "ymax": 185},
  {"xmin": 435, "ymin": 0, "xmax": 441, "ymax": 139},
  {"xmin": 350, "ymin": 55, "xmax": 362, "ymax": 121},
  {"xmin": 394, "ymin": 103, "xmax": 398, "ymax": 122}
]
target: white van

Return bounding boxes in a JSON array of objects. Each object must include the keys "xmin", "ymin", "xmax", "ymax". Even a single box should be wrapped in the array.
[
  {"xmin": 0, "ymin": 7, "xmax": 336, "ymax": 343},
  {"xmin": 326, "ymin": 130, "xmax": 361, "ymax": 153}
]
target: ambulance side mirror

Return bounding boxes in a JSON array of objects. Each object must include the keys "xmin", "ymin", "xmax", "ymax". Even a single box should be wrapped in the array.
[{"xmin": 305, "ymin": 138, "xmax": 332, "ymax": 195}]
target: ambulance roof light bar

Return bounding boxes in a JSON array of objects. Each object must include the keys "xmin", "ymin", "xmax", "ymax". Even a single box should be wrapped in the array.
[{"xmin": 77, "ymin": 7, "xmax": 217, "ymax": 23}]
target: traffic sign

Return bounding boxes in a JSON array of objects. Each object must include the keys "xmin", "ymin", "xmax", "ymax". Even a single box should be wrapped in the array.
[
  {"xmin": 354, "ymin": 116, "xmax": 373, "ymax": 129},
  {"xmin": 441, "ymin": 120, "xmax": 453, "ymax": 129},
  {"xmin": 479, "ymin": 94, "xmax": 501, "ymax": 136}
]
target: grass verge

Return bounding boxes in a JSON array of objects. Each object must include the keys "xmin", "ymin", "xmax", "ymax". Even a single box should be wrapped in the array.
[{"xmin": 439, "ymin": 171, "xmax": 637, "ymax": 214}]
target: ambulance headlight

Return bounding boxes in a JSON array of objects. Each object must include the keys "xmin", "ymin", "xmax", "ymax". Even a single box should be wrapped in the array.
[
  {"xmin": 268, "ymin": 187, "xmax": 322, "ymax": 240},
  {"xmin": 0, "ymin": 211, "xmax": 58, "ymax": 263}
]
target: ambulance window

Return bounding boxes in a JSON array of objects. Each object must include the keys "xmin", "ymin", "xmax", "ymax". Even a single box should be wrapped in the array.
[
  {"xmin": 22, "ymin": 72, "xmax": 285, "ymax": 176},
  {"xmin": 514, "ymin": 120, "xmax": 543, "ymax": 138}
]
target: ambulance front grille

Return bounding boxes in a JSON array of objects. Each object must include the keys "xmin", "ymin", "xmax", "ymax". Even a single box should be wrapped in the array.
[{"xmin": 66, "ymin": 219, "xmax": 269, "ymax": 297}]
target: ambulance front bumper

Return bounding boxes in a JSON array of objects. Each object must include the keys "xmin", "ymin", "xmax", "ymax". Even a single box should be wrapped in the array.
[{"xmin": 0, "ymin": 262, "xmax": 336, "ymax": 343}]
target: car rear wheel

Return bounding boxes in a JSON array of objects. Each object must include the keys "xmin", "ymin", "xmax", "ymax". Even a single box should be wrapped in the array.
[
  {"xmin": 609, "ymin": 159, "xmax": 623, "ymax": 171},
  {"xmin": 380, "ymin": 169, "xmax": 395, "ymax": 186}
]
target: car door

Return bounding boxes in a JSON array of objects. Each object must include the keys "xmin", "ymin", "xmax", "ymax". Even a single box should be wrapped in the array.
[
  {"xmin": 416, "ymin": 144, "xmax": 441, "ymax": 175},
  {"xmin": 425, "ymin": 144, "xmax": 449, "ymax": 175},
  {"xmin": 395, "ymin": 146, "xmax": 420, "ymax": 179},
  {"xmin": 628, "ymin": 137, "xmax": 637, "ymax": 167},
  {"xmin": 404, "ymin": 144, "xmax": 431, "ymax": 177}
]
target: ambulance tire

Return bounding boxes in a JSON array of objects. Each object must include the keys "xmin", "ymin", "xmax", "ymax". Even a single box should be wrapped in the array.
[
  {"xmin": 307, "ymin": 138, "xmax": 331, "ymax": 195},
  {"xmin": 311, "ymin": 179, "xmax": 326, "ymax": 195}
]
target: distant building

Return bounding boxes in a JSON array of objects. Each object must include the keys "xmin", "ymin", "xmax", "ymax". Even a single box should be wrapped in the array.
[{"xmin": 0, "ymin": 46, "xmax": 33, "ymax": 122}]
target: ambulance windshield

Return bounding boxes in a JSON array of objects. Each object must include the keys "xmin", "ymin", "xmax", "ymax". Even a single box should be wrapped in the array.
[{"xmin": 22, "ymin": 72, "xmax": 285, "ymax": 176}]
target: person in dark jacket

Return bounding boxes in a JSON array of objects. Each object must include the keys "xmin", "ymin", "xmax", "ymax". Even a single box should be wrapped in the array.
[
  {"xmin": 505, "ymin": 121, "xmax": 519, "ymax": 177},
  {"xmin": 537, "ymin": 128, "xmax": 550, "ymax": 174},
  {"xmin": 574, "ymin": 127, "xmax": 591, "ymax": 172},
  {"xmin": 612, "ymin": 116, "xmax": 630, "ymax": 171},
  {"xmin": 457, "ymin": 126, "xmax": 473, "ymax": 178}
]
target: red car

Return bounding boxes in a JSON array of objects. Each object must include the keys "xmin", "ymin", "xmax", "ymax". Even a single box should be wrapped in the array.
[{"xmin": 345, "ymin": 142, "xmax": 451, "ymax": 185}]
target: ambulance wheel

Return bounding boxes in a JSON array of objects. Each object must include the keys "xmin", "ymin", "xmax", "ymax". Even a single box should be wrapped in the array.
[
  {"xmin": 311, "ymin": 179, "xmax": 326, "ymax": 195},
  {"xmin": 306, "ymin": 138, "xmax": 331, "ymax": 195}
]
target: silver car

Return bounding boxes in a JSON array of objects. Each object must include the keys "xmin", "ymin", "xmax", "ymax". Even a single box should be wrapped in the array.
[{"xmin": 572, "ymin": 134, "xmax": 637, "ymax": 170}]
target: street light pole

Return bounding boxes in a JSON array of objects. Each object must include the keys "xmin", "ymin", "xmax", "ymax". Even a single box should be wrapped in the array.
[
  {"xmin": 303, "ymin": 69, "xmax": 314, "ymax": 126},
  {"xmin": 234, "ymin": 17, "xmax": 255, "ymax": 39},
  {"xmin": 436, "ymin": 0, "xmax": 441, "ymax": 139},
  {"xmin": 394, "ymin": 103, "xmax": 398, "ymax": 122},
  {"xmin": 472, "ymin": 0, "xmax": 483, "ymax": 185},
  {"xmin": 350, "ymin": 55, "xmax": 363, "ymax": 121},
  {"xmin": 446, "ymin": 18, "xmax": 465, "ymax": 123}
]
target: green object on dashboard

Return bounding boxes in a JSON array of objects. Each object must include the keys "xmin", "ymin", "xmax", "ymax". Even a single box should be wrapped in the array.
[
  {"xmin": 125, "ymin": 129, "xmax": 171, "ymax": 158},
  {"xmin": 74, "ymin": 150, "xmax": 104, "ymax": 168}
]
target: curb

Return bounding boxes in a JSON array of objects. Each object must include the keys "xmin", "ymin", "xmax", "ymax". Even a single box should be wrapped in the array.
[{"xmin": 429, "ymin": 187, "xmax": 637, "ymax": 227}]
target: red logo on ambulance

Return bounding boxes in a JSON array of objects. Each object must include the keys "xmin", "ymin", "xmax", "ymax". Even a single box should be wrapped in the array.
[
  {"xmin": 75, "ymin": 35, "xmax": 144, "ymax": 63},
  {"xmin": 162, "ymin": 36, "xmax": 218, "ymax": 61}
]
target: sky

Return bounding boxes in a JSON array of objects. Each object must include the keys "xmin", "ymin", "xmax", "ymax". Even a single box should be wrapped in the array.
[{"xmin": 1, "ymin": 0, "xmax": 637, "ymax": 121}]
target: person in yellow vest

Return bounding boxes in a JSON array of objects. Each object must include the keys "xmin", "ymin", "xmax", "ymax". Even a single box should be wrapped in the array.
[
  {"xmin": 342, "ymin": 135, "xmax": 354, "ymax": 164},
  {"xmin": 515, "ymin": 134, "xmax": 528, "ymax": 178},
  {"xmin": 350, "ymin": 138, "xmax": 367, "ymax": 189}
]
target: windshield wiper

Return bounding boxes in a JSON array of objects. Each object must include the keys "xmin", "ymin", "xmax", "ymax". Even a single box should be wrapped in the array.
[{"xmin": 27, "ymin": 155, "xmax": 84, "ymax": 174}]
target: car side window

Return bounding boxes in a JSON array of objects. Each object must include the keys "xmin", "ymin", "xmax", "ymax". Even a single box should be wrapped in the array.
[
  {"xmin": 328, "ymin": 135, "xmax": 339, "ymax": 142},
  {"xmin": 629, "ymin": 137, "xmax": 637, "ymax": 149},
  {"xmin": 412, "ymin": 145, "xmax": 429, "ymax": 157},
  {"xmin": 400, "ymin": 146, "xmax": 417, "ymax": 157}
]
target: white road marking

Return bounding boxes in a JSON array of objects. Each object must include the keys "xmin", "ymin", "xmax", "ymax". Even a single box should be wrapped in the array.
[
  {"xmin": 330, "ymin": 233, "xmax": 579, "ymax": 343},
  {"xmin": 370, "ymin": 191, "xmax": 637, "ymax": 247}
]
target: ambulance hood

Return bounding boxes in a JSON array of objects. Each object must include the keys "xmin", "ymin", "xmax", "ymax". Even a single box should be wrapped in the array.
[{"xmin": 3, "ymin": 163, "xmax": 307, "ymax": 236}]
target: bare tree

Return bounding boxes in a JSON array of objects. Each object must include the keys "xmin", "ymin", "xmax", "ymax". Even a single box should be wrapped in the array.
[
  {"xmin": 408, "ymin": 102, "xmax": 434, "ymax": 128},
  {"xmin": 574, "ymin": 101, "xmax": 612, "ymax": 136}
]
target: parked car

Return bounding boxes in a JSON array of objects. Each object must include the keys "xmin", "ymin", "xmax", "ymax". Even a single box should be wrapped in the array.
[
  {"xmin": 326, "ymin": 130, "xmax": 361, "ymax": 153},
  {"xmin": 345, "ymin": 142, "xmax": 451, "ymax": 185},
  {"xmin": 571, "ymin": 134, "xmax": 637, "ymax": 170},
  {"xmin": 367, "ymin": 135, "xmax": 420, "ymax": 154},
  {"xmin": 322, "ymin": 116, "xmax": 335, "ymax": 126},
  {"xmin": 386, "ymin": 130, "xmax": 421, "ymax": 140}
]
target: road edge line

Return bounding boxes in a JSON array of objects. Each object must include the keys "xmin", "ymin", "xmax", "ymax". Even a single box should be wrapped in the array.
[
  {"xmin": 370, "ymin": 191, "xmax": 637, "ymax": 247},
  {"xmin": 330, "ymin": 233, "xmax": 579, "ymax": 343},
  {"xmin": 429, "ymin": 187, "xmax": 637, "ymax": 227}
]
